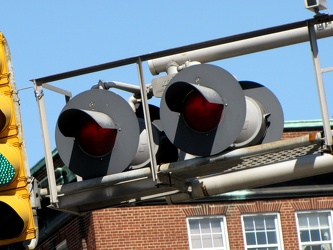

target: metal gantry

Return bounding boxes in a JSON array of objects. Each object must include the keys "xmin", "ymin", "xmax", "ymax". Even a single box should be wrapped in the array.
[{"xmin": 32, "ymin": 15, "xmax": 333, "ymax": 212}]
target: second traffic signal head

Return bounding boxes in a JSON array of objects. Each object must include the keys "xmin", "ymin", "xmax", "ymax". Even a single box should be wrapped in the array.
[
  {"xmin": 55, "ymin": 89, "xmax": 140, "ymax": 179},
  {"xmin": 160, "ymin": 64, "xmax": 247, "ymax": 156},
  {"xmin": 160, "ymin": 64, "xmax": 284, "ymax": 156}
]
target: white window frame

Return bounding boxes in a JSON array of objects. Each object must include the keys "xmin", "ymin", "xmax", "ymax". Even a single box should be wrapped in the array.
[
  {"xmin": 186, "ymin": 215, "xmax": 229, "ymax": 250},
  {"xmin": 295, "ymin": 210, "xmax": 333, "ymax": 250},
  {"xmin": 241, "ymin": 213, "xmax": 284, "ymax": 250}
]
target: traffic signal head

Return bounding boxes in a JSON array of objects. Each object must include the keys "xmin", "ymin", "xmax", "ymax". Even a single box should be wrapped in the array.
[
  {"xmin": 160, "ymin": 64, "xmax": 247, "ymax": 156},
  {"xmin": 165, "ymin": 82, "xmax": 225, "ymax": 133},
  {"xmin": 0, "ymin": 32, "xmax": 36, "ymax": 246},
  {"xmin": 58, "ymin": 109, "xmax": 118, "ymax": 157},
  {"xmin": 160, "ymin": 64, "xmax": 284, "ymax": 156},
  {"xmin": 55, "ymin": 89, "xmax": 140, "ymax": 179}
]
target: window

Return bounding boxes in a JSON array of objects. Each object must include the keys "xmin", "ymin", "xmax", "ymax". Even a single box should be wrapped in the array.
[
  {"xmin": 242, "ymin": 213, "xmax": 283, "ymax": 250},
  {"xmin": 187, "ymin": 216, "xmax": 229, "ymax": 249},
  {"xmin": 296, "ymin": 211, "xmax": 333, "ymax": 250}
]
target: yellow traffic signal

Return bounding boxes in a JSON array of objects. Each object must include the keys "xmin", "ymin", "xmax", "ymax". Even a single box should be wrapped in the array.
[{"xmin": 0, "ymin": 32, "xmax": 36, "ymax": 246}]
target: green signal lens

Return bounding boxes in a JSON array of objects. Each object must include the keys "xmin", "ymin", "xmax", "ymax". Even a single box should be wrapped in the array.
[{"xmin": 0, "ymin": 153, "xmax": 15, "ymax": 186}]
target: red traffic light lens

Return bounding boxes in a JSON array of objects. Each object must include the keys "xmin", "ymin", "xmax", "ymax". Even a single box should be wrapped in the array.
[
  {"xmin": 78, "ymin": 117, "xmax": 117, "ymax": 157},
  {"xmin": 183, "ymin": 90, "xmax": 224, "ymax": 132}
]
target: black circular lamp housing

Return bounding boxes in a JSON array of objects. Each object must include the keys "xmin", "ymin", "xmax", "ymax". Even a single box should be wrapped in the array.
[
  {"xmin": 160, "ymin": 64, "xmax": 246, "ymax": 156},
  {"xmin": 55, "ymin": 89, "xmax": 140, "ymax": 179}
]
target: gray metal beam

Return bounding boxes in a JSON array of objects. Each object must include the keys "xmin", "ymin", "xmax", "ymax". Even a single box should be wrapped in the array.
[
  {"xmin": 34, "ymin": 83, "xmax": 59, "ymax": 206},
  {"xmin": 308, "ymin": 22, "xmax": 333, "ymax": 149},
  {"xmin": 41, "ymin": 132, "xmax": 326, "ymax": 213},
  {"xmin": 168, "ymin": 153, "xmax": 333, "ymax": 203},
  {"xmin": 158, "ymin": 132, "xmax": 323, "ymax": 180},
  {"xmin": 54, "ymin": 178, "xmax": 178, "ymax": 213},
  {"xmin": 148, "ymin": 18, "xmax": 333, "ymax": 75},
  {"xmin": 31, "ymin": 15, "xmax": 333, "ymax": 84}
]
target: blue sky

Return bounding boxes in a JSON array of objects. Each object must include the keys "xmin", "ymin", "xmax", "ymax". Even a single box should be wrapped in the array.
[{"xmin": 2, "ymin": 1, "xmax": 333, "ymax": 167}]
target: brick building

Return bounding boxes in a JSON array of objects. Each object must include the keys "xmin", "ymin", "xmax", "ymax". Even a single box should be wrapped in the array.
[{"xmin": 28, "ymin": 120, "xmax": 333, "ymax": 250}]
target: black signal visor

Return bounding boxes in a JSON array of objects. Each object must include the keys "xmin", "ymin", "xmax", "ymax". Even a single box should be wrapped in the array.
[
  {"xmin": 165, "ymin": 81, "xmax": 224, "ymax": 112},
  {"xmin": 58, "ymin": 109, "xmax": 116, "ymax": 137}
]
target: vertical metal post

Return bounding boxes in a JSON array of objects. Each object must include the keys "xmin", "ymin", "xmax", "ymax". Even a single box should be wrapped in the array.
[
  {"xmin": 308, "ymin": 22, "xmax": 333, "ymax": 150},
  {"xmin": 33, "ymin": 82, "xmax": 59, "ymax": 205},
  {"xmin": 136, "ymin": 58, "xmax": 158, "ymax": 181}
]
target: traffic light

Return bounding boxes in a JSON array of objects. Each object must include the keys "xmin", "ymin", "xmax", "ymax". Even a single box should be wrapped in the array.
[
  {"xmin": 55, "ymin": 89, "xmax": 178, "ymax": 179},
  {"xmin": 55, "ymin": 89, "xmax": 179, "ymax": 179},
  {"xmin": 55, "ymin": 89, "xmax": 141, "ymax": 179},
  {"xmin": 0, "ymin": 33, "xmax": 36, "ymax": 246},
  {"xmin": 55, "ymin": 64, "xmax": 283, "ymax": 179},
  {"xmin": 160, "ymin": 64, "xmax": 284, "ymax": 156}
]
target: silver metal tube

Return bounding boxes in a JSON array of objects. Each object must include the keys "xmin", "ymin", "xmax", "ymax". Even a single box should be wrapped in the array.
[
  {"xmin": 169, "ymin": 153, "xmax": 333, "ymax": 203},
  {"xmin": 43, "ymin": 83, "xmax": 72, "ymax": 98},
  {"xmin": 158, "ymin": 132, "xmax": 323, "ymax": 179},
  {"xmin": 148, "ymin": 25, "xmax": 333, "ymax": 75},
  {"xmin": 91, "ymin": 80, "xmax": 142, "ymax": 94},
  {"xmin": 41, "ymin": 133, "xmax": 329, "ymax": 212},
  {"xmin": 40, "ymin": 167, "xmax": 152, "ymax": 196},
  {"xmin": 34, "ymin": 83, "xmax": 59, "ymax": 205},
  {"xmin": 41, "ymin": 132, "xmax": 323, "ymax": 197},
  {"xmin": 137, "ymin": 58, "xmax": 158, "ymax": 181},
  {"xmin": 308, "ymin": 23, "xmax": 333, "ymax": 149}
]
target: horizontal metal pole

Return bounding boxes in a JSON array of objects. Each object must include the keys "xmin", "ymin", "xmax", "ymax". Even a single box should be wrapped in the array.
[
  {"xmin": 40, "ymin": 133, "xmax": 325, "ymax": 213},
  {"xmin": 148, "ymin": 20, "xmax": 333, "ymax": 75},
  {"xmin": 40, "ymin": 167, "xmax": 152, "ymax": 197},
  {"xmin": 90, "ymin": 80, "xmax": 142, "ymax": 94},
  {"xmin": 40, "ymin": 133, "xmax": 321, "ymax": 198},
  {"xmin": 158, "ymin": 132, "xmax": 323, "ymax": 179},
  {"xmin": 31, "ymin": 15, "xmax": 333, "ymax": 84},
  {"xmin": 41, "ymin": 132, "xmax": 321, "ymax": 195},
  {"xmin": 322, "ymin": 66, "xmax": 333, "ymax": 73},
  {"xmin": 43, "ymin": 83, "xmax": 72, "ymax": 98},
  {"xmin": 169, "ymin": 153, "xmax": 333, "ymax": 203},
  {"xmin": 55, "ymin": 149, "xmax": 333, "ymax": 211},
  {"xmin": 55, "ymin": 178, "xmax": 178, "ymax": 213}
]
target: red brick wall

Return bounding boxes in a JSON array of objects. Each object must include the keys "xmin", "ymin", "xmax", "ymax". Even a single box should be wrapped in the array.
[
  {"xmin": 34, "ymin": 213, "xmax": 95, "ymax": 249},
  {"xmin": 281, "ymin": 130, "xmax": 319, "ymax": 139},
  {"xmin": 88, "ymin": 197, "xmax": 333, "ymax": 250},
  {"xmin": 36, "ymin": 196, "xmax": 333, "ymax": 249},
  {"xmin": 91, "ymin": 206, "xmax": 189, "ymax": 250}
]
